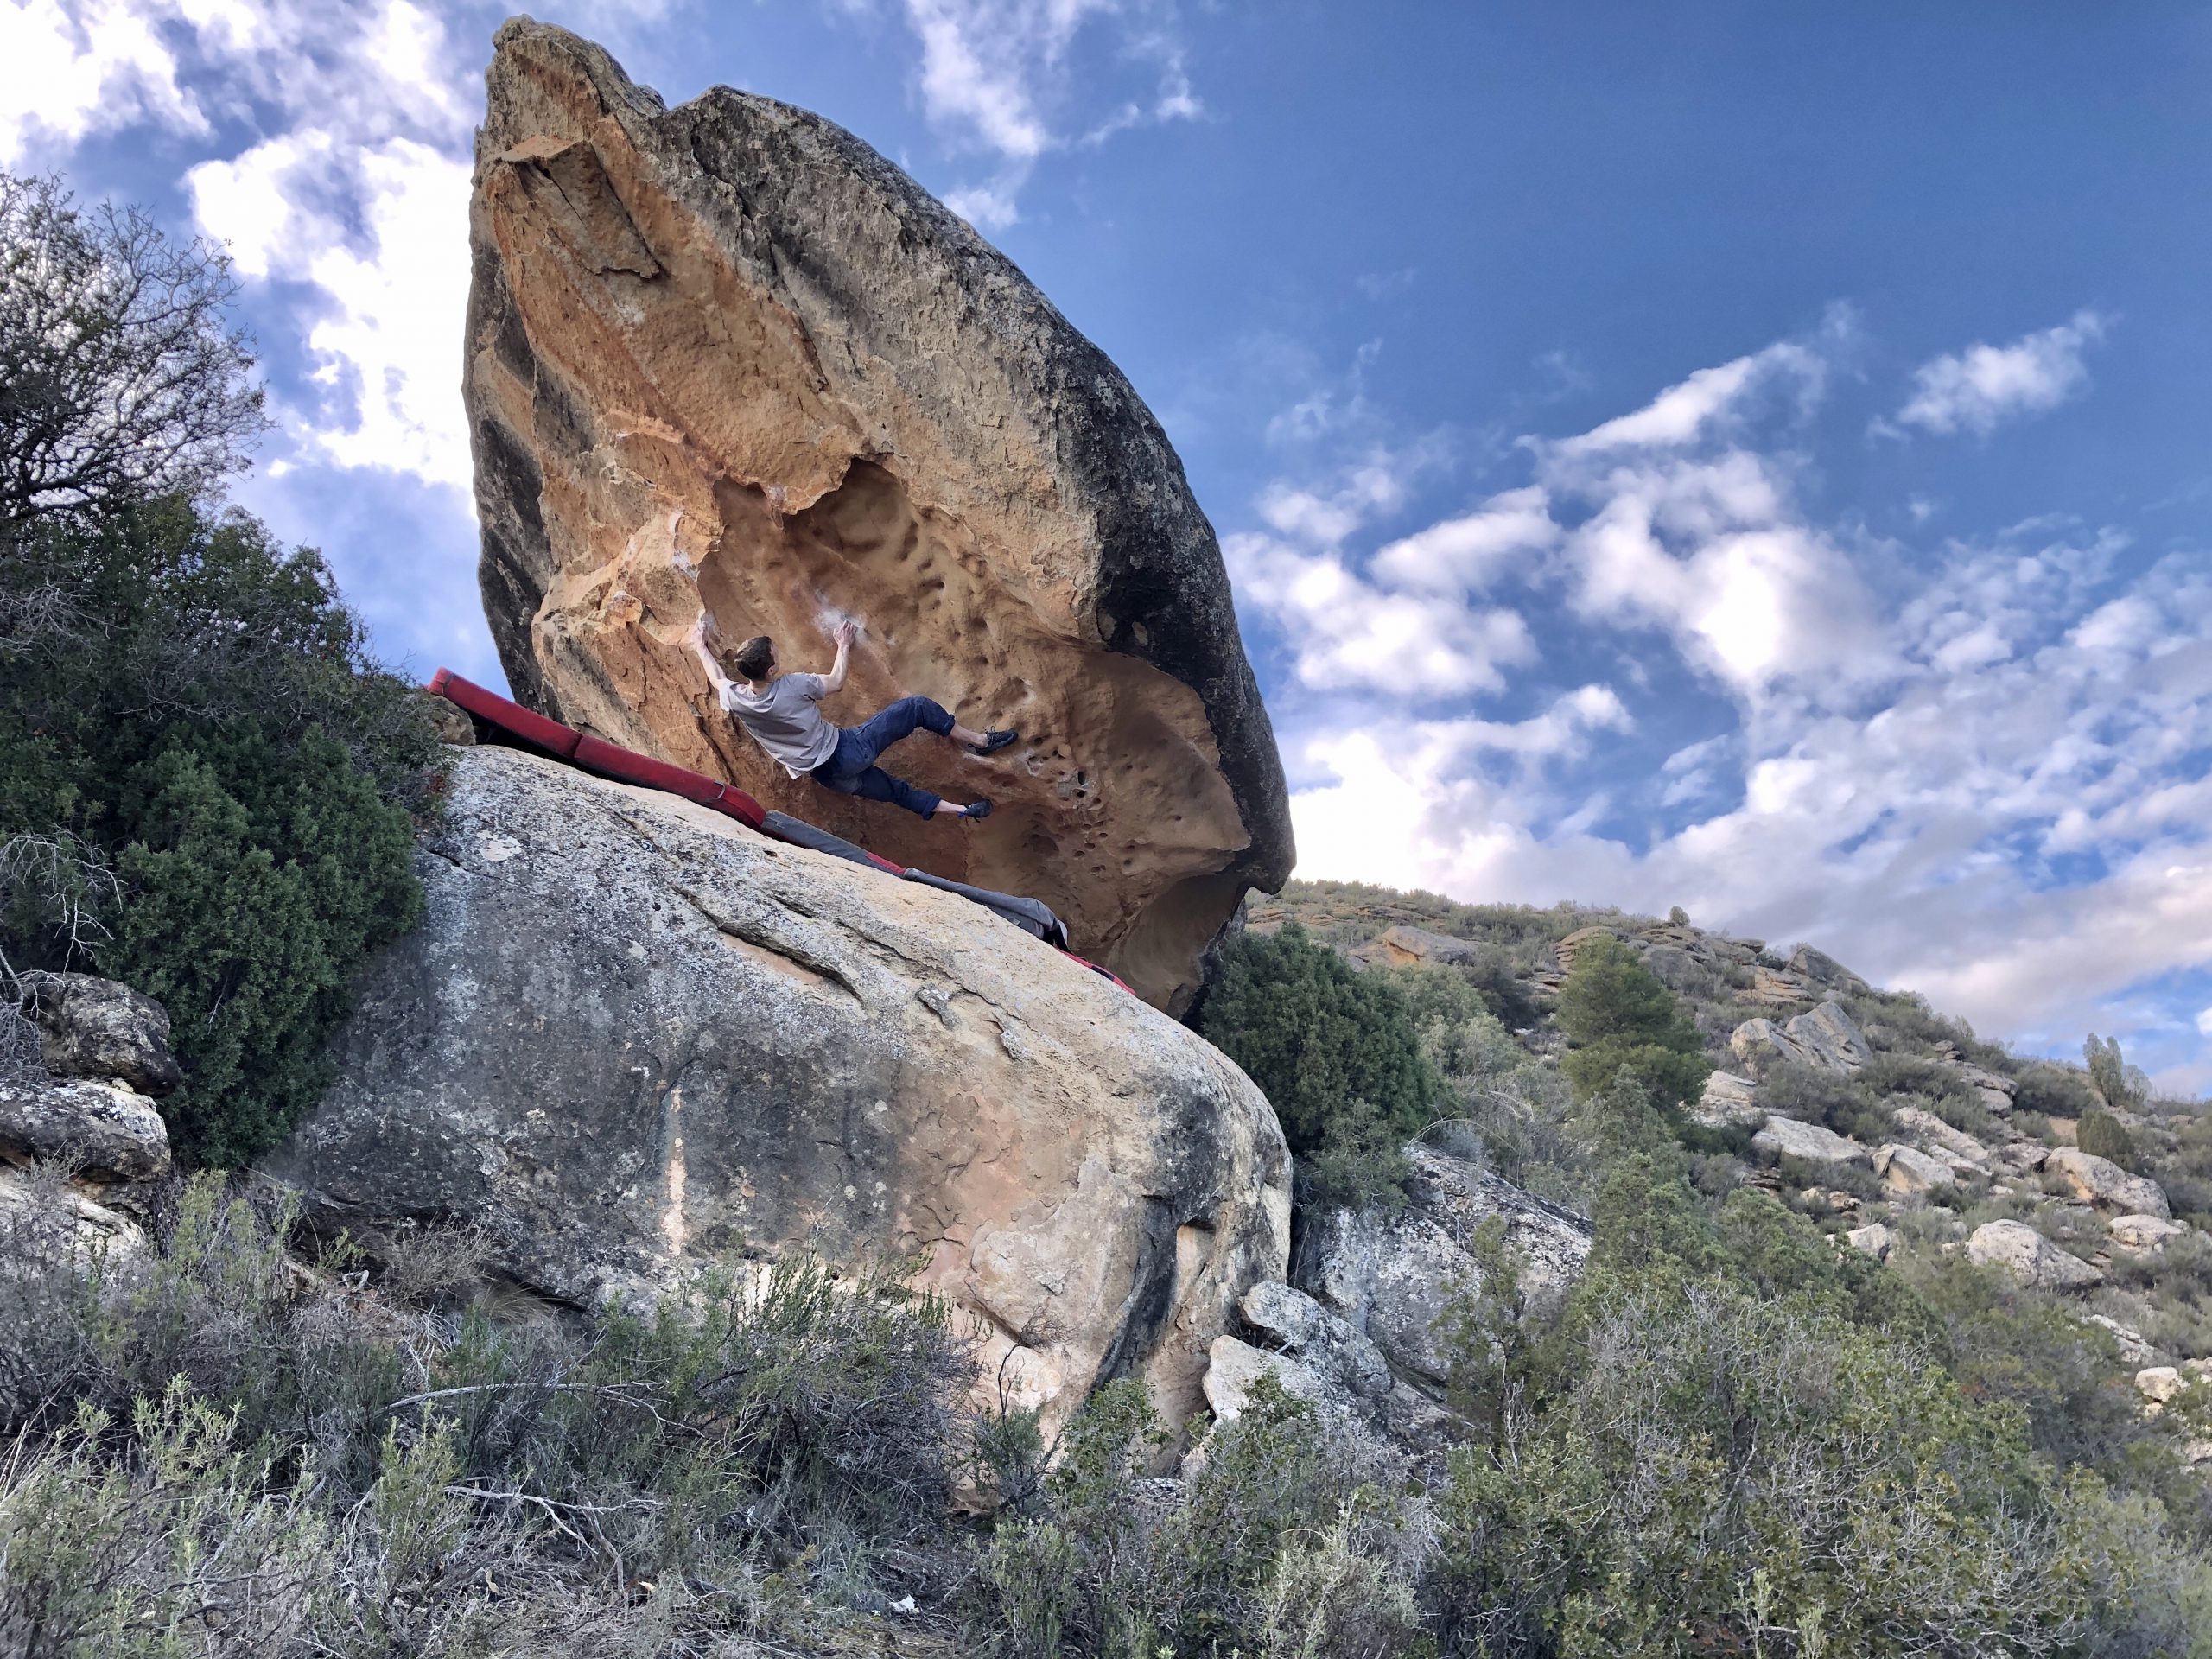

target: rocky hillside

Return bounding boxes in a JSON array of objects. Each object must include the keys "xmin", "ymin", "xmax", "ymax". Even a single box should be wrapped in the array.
[{"xmin": 1257, "ymin": 877, "xmax": 2212, "ymax": 1428}]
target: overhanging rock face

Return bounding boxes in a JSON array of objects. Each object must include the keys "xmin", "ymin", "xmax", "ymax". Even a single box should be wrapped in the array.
[{"xmin": 463, "ymin": 18, "xmax": 1293, "ymax": 1010}]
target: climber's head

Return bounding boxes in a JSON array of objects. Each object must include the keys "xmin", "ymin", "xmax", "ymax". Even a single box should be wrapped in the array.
[{"xmin": 734, "ymin": 635, "xmax": 776, "ymax": 683}]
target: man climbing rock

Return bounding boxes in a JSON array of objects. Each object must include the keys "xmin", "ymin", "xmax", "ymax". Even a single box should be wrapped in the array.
[{"xmin": 687, "ymin": 613, "xmax": 1014, "ymax": 820}]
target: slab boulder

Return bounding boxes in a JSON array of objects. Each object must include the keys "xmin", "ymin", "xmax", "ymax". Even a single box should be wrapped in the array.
[
  {"xmin": 461, "ymin": 19, "xmax": 1291, "ymax": 1011},
  {"xmin": 2044, "ymin": 1148, "xmax": 2170, "ymax": 1221},
  {"xmin": 268, "ymin": 746, "xmax": 1291, "ymax": 1439}
]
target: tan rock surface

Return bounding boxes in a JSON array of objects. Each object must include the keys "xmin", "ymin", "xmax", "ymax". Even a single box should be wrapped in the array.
[
  {"xmin": 2044, "ymin": 1147, "xmax": 2171, "ymax": 1220},
  {"xmin": 1966, "ymin": 1220, "xmax": 2103, "ymax": 1292},
  {"xmin": 461, "ymin": 19, "xmax": 1291, "ymax": 1011},
  {"xmin": 1751, "ymin": 1116, "xmax": 1872, "ymax": 1172},
  {"xmin": 1890, "ymin": 1105, "xmax": 1990, "ymax": 1171},
  {"xmin": 270, "ymin": 746, "xmax": 1291, "ymax": 1441},
  {"xmin": 1873, "ymin": 1142, "xmax": 1955, "ymax": 1201}
]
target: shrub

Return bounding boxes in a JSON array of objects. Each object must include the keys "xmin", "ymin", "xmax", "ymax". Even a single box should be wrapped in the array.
[
  {"xmin": 965, "ymin": 1376, "xmax": 1422, "ymax": 1657},
  {"xmin": 0, "ymin": 1174, "xmax": 982, "ymax": 1653},
  {"xmin": 1200, "ymin": 922, "xmax": 1439, "ymax": 1166},
  {"xmin": 1433, "ymin": 1276, "xmax": 2163, "ymax": 1657},
  {"xmin": 2078, "ymin": 1108, "xmax": 2139, "ymax": 1169},
  {"xmin": 1762, "ymin": 1060, "xmax": 1894, "ymax": 1146},
  {"xmin": 2014, "ymin": 1065, "xmax": 2099, "ymax": 1121},
  {"xmin": 0, "ymin": 501, "xmax": 437, "ymax": 1166},
  {"xmin": 1554, "ymin": 932, "xmax": 1710, "ymax": 1110},
  {"xmin": 1396, "ymin": 972, "xmax": 1598, "ymax": 1209}
]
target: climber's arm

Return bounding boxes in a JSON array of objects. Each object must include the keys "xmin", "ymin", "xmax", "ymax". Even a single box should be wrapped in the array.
[
  {"xmin": 686, "ymin": 615, "xmax": 735, "ymax": 700},
  {"xmin": 820, "ymin": 620, "xmax": 857, "ymax": 695}
]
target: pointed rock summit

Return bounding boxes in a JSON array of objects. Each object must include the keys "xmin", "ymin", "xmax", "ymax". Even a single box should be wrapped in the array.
[{"xmin": 462, "ymin": 17, "xmax": 1292, "ymax": 1009}]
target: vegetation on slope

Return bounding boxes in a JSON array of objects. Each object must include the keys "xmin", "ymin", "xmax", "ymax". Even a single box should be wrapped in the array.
[{"xmin": 0, "ymin": 170, "xmax": 438, "ymax": 1166}]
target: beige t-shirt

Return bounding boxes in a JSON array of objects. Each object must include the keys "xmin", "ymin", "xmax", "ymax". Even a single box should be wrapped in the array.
[{"xmin": 721, "ymin": 672, "xmax": 839, "ymax": 777}]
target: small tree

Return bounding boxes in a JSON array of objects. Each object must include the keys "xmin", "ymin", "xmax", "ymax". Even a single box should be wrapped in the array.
[
  {"xmin": 2076, "ymin": 1109, "xmax": 2138, "ymax": 1170},
  {"xmin": 2083, "ymin": 1033, "xmax": 2140, "ymax": 1110},
  {"xmin": 1199, "ymin": 923, "xmax": 1438, "ymax": 1164},
  {"xmin": 1, "ymin": 501, "xmax": 436, "ymax": 1166},
  {"xmin": 1554, "ymin": 932, "xmax": 1710, "ymax": 1110},
  {"xmin": 0, "ymin": 172, "xmax": 266, "ymax": 536}
]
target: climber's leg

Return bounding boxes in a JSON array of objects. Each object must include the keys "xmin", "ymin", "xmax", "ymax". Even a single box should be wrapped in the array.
[
  {"xmin": 814, "ymin": 760, "xmax": 944, "ymax": 820},
  {"xmin": 844, "ymin": 696, "xmax": 954, "ymax": 766}
]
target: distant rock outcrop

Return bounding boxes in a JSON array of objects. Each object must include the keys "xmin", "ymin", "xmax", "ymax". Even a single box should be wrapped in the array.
[
  {"xmin": 1730, "ymin": 999, "xmax": 1872, "ymax": 1078},
  {"xmin": 1751, "ymin": 1116, "xmax": 1872, "ymax": 1173},
  {"xmin": 2043, "ymin": 1148, "xmax": 2171, "ymax": 1221},
  {"xmin": 1967, "ymin": 1220, "xmax": 2104, "ymax": 1292},
  {"xmin": 1294, "ymin": 1144, "xmax": 1592, "ymax": 1388},
  {"xmin": 1349, "ymin": 925, "xmax": 1487, "ymax": 972},
  {"xmin": 270, "ymin": 746, "xmax": 1290, "ymax": 1440},
  {"xmin": 461, "ymin": 19, "xmax": 1292, "ymax": 1011}
]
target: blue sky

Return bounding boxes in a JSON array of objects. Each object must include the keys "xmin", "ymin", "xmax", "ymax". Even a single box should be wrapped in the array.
[{"xmin": 7, "ymin": 1, "xmax": 2210, "ymax": 1090}]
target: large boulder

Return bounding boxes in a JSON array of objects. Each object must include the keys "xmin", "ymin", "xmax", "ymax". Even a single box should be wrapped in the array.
[
  {"xmin": 1966, "ymin": 1220, "xmax": 2104, "ymax": 1292},
  {"xmin": 1294, "ymin": 1144, "xmax": 1592, "ymax": 1387},
  {"xmin": 1731, "ymin": 1000, "xmax": 1872, "ymax": 1078},
  {"xmin": 1203, "ymin": 1281, "xmax": 1448, "ymax": 1463},
  {"xmin": 461, "ymin": 19, "xmax": 1291, "ymax": 1011},
  {"xmin": 1751, "ymin": 1116, "xmax": 1872, "ymax": 1173},
  {"xmin": 1784, "ymin": 1000, "xmax": 1873, "ymax": 1071},
  {"xmin": 1693, "ymin": 1070, "xmax": 1764, "ymax": 1129},
  {"xmin": 1889, "ymin": 1105, "xmax": 1990, "ymax": 1172},
  {"xmin": 1731, "ymin": 1017, "xmax": 1809, "ymax": 1078},
  {"xmin": 1872, "ymin": 1142, "xmax": 1954, "ymax": 1202},
  {"xmin": 1788, "ymin": 944, "xmax": 1867, "ymax": 995},
  {"xmin": 2043, "ymin": 1148, "xmax": 2170, "ymax": 1221},
  {"xmin": 268, "ymin": 746, "xmax": 1290, "ymax": 1439},
  {"xmin": 2110, "ymin": 1214, "xmax": 2187, "ymax": 1254}
]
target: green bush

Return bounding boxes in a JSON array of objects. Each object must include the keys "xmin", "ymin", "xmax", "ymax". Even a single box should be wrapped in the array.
[
  {"xmin": 2013, "ymin": 1064, "xmax": 2099, "ymax": 1121},
  {"xmin": 1761, "ymin": 1060, "xmax": 1894, "ymax": 1146},
  {"xmin": 966, "ymin": 1376, "xmax": 1421, "ymax": 1657},
  {"xmin": 1554, "ymin": 932, "xmax": 1710, "ymax": 1110},
  {"xmin": 1200, "ymin": 923, "xmax": 1440, "ymax": 1181},
  {"xmin": 0, "ymin": 1175, "xmax": 981, "ymax": 1654},
  {"xmin": 1432, "ymin": 1274, "xmax": 2192, "ymax": 1657},
  {"xmin": 0, "ymin": 502, "xmax": 437, "ymax": 1166},
  {"xmin": 2077, "ymin": 1107, "xmax": 2139, "ymax": 1169}
]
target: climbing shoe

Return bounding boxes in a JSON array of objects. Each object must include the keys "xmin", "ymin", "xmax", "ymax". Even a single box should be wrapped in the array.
[
  {"xmin": 973, "ymin": 729, "xmax": 1019, "ymax": 755},
  {"xmin": 964, "ymin": 798, "xmax": 994, "ymax": 820}
]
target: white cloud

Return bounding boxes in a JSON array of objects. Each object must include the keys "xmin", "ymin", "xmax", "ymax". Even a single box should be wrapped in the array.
[
  {"xmin": 1227, "ymin": 530, "xmax": 1535, "ymax": 699},
  {"xmin": 1532, "ymin": 340, "xmax": 1891, "ymax": 703},
  {"xmin": 882, "ymin": 0, "xmax": 1200, "ymax": 226},
  {"xmin": 0, "ymin": 0, "xmax": 205, "ymax": 163},
  {"xmin": 1, "ymin": 0, "xmax": 478, "ymax": 489},
  {"xmin": 1370, "ymin": 486, "xmax": 1557, "ymax": 594},
  {"xmin": 1552, "ymin": 336, "xmax": 1826, "ymax": 458},
  {"xmin": 131, "ymin": 1, "xmax": 478, "ymax": 489},
  {"xmin": 1891, "ymin": 309, "xmax": 2110, "ymax": 437}
]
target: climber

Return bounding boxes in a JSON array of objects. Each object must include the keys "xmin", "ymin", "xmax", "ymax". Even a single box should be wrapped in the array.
[{"xmin": 686, "ymin": 612, "xmax": 1014, "ymax": 820}]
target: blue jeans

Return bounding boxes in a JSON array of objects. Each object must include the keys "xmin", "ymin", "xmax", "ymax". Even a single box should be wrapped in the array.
[{"xmin": 810, "ymin": 696, "xmax": 953, "ymax": 818}]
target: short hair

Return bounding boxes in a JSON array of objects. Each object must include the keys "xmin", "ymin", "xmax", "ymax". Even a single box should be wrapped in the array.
[{"xmin": 734, "ymin": 635, "xmax": 775, "ymax": 680}]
